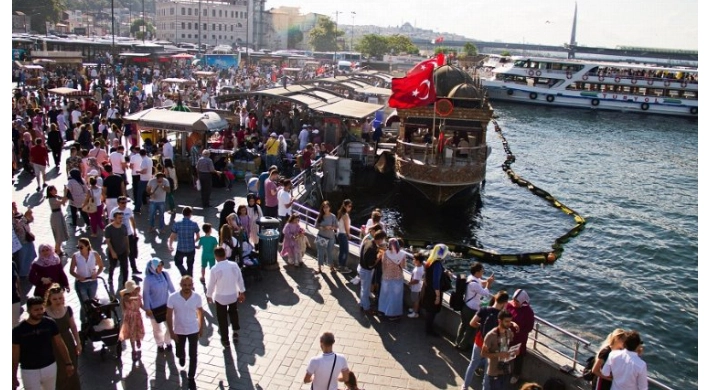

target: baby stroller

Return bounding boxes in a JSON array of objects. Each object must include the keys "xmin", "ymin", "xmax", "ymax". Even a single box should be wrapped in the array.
[
  {"xmin": 79, "ymin": 277, "xmax": 123, "ymax": 360},
  {"xmin": 239, "ymin": 240, "xmax": 263, "ymax": 282}
]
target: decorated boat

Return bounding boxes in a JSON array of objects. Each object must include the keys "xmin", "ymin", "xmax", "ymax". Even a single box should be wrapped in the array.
[
  {"xmin": 482, "ymin": 56, "xmax": 698, "ymax": 117},
  {"xmin": 388, "ymin": 59, "xmax": 493, "ymax": 205}
]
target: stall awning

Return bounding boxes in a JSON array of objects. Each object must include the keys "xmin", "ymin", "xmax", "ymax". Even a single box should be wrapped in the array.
[
  {"xmin": 354, "ymin": 86, "xmax": 392, "ymax": 96},
  {"xmin": 312, "ymin": 99, "xmax": 382, "ymax": 119},
  {"xmin": 48, "ymin": 87, "xmax": 93, "ymax": 97},
  {"xmin": 122, "ymin": 109, "xmax": 228, "ymax": 132},
  {"xmin": 119, "ymin": 53, "xmax": 151, "ymax": 57}
]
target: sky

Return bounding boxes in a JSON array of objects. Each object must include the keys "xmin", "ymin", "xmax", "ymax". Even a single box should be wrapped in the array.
[{"xmin": 264, "ymin": 0, "xmax": 698, "ymax": 51}]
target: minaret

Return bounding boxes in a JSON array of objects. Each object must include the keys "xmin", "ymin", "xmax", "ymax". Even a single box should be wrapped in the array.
[{"xmin": 568, "ymin": 2, "xmax": 578, "ymax": 59}]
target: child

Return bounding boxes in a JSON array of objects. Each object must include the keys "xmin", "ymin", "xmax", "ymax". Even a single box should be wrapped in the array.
[
  {"xmin": 281, "ymin": 214, "xmax": 304, "ymax": 267},
  {"xmin": 196, "ymin": 223, "xmax": 218, "ymax": 284},
  {"xmin": 407, "ymin": 252, "xmax": 425, "ymax": 318},
  {"xmin": 344, "ymin": 371, "xmax": 363, "ymax": 390},
  {"xmin": 119, "ymin": 280, "xmax": 145, "ymax": 362}
]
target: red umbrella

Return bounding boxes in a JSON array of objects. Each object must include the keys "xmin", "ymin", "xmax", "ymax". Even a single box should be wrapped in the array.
[{"xmin": 171, "ymin": 53, "xmax": 195, "ymax": 59}]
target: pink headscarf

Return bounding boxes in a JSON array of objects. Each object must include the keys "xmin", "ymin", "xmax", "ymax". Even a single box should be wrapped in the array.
[{"xmin": 34, "ymin": 244, "xmax": 61, "ymax": 267}]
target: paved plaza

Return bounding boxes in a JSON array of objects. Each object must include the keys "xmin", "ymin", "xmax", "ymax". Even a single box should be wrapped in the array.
[{"xmin": 13, "ymin": 155, "xmax": 477, "ymax": 390}]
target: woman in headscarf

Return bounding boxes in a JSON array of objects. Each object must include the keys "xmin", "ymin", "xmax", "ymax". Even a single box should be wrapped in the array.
[
  {"xmin": 378, "ymin": 238, "xmax": 406, "ymax": 320},
  {"xmin": 29, "ymin": 244, "xmax": 70, "ymax": 298},
  {"xmin": 67, "ymin": 168, "xmax": 90, "ymax": 228},
  {"xmin": 219, "ymin": 199, "xmax": 236, "ymax": 230},
  {"xmin": 421, "ymin": 244, "xmax": 451, "ymax": 336},
  {"xmin": 246, "ymin": 193, "xmax": 263, "ymax": 246},
  {"xmin": 505, "ymin": 289, "xmax": 536, "ymax": 385},
  {"xmin": 142, "ymin": 258, "xmax": 175, "ymax": 352}
]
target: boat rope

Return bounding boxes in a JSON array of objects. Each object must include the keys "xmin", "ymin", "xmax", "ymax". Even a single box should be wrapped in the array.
[{"xmin": 493, "ymin": 119, "xmax": 586, "ymax": 262}]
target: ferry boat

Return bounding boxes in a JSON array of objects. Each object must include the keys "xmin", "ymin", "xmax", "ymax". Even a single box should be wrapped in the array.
[
  {"xmin": 482, "ymin": 56, "xmax": 698, "ymax": 117},
  {"xmin": 394, "ymin": 64, "xmax": 493, "ymax": 205}
]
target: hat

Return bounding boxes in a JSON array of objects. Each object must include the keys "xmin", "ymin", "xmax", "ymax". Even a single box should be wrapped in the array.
[
  {"xmin": 270, "ymin": 132, "xmax": 277, "ymax": 137},
  {"xmin": 122, "ymin": 280, "xmax": 138, "ymax": 294}
]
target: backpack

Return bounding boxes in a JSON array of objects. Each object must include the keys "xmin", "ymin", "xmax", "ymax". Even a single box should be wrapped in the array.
[
  {"xmin": 439, "ymin": 266, "xmax": 452, "ymax": 293},
  {"xmin": 449, "ymin": 276, "xmax": 471, "ymax": 311},
  {"xmin": 581, "ymin": 355, "xmax": 596, "ymax": 381}
]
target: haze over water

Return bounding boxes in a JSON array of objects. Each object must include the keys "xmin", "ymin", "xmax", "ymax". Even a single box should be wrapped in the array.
[{"xmin": 349, "ymin": 103, "xmax": 698, "ymax": 389}]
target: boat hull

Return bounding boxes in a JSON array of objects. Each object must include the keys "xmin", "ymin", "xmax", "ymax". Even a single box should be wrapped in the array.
[{"xmin": 397, "ymin": 176, "xmax": 480, "ymax": 205}]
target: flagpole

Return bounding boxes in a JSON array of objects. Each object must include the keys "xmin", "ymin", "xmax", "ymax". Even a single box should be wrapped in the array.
[{"xmin": 432, "ymin": 57, "xmax": 439, "ymax": 165}]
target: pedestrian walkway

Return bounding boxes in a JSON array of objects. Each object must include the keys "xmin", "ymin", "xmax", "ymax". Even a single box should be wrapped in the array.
[{"xmin": 13, "ymin": 157, "xmax": 476, "ymax": 390}]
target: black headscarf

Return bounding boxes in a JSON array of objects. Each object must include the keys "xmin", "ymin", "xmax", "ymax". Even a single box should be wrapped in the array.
[
  {"xmin": 69, "ymin": 168, "xmax": 84, "ymax": 186},
  {"xmin": 219, "ymin": 200, "xmax": 236, "ymax": 228},
  {"xmin": 246, "ymin": 193, "xmax": 258, "ymax": 210}
]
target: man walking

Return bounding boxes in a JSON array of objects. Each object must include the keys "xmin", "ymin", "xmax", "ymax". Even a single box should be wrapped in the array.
[
  {"xmin": 135, "ymin": 148, "xmax": 153, "ymax": 213},
  {"xmin": 206, "ymin": 247, "xmax": 246, "ymax": 348},
  {"xmin": 480, "ymin": 310, "xmax": 516, "ymax": 390},
  {"xmin": 102, "ymin": 164, "xmax": 126, "ymax": 219},
  {"xmin": 146, "ymin": 172, "xmax": 170, "ymax": 233},
  {"xmin": 358, "ymin": 229, "xmax": 387, "ymax": 315},
  {"xmin": 195, "ymin": 150, "xmax": 221, "ymax": 208},
  {"xmin": 168, "ymin": 207, "xmax": 201, "ymax": 277},
  {"xmin": 277, "ymin": 179, "xmax": 294, "ymax": 242},
  {"xmin": 601, "ymin": 331, "xmax": 648, "ymax": 390},
  {"xmin": 303, "ymin": 332, "xmax": 350, "ymax": 390},
  {"xmin": 455, "ymin": 262, "xmax": 494, "ymax": 350},
  {"xmin": 29, "ymin": 138, "xmax": 49, "ymax": 192},
  {"xmin": 263, "ymin": 169, "xmax": 280, "ymax": 218},
  {"xmin": 104, "ymin": 211, "xmax": 130, "ymax": 288},
  {"xmin": 13, "ymin": 296, "xmax": 75, "ymax": 390},
  {"xmin": 167, "ymin": 276, "xmax": 204, "ymax": 389},
  {"xmin": 110, "ymin": 196, "xmax": 141, "ymax": 275}
]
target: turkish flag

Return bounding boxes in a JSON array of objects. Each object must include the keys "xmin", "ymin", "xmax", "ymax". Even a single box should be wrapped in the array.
[{"xmin": 389, "ymin": 59, "xmax": 437, "ymax": 109}]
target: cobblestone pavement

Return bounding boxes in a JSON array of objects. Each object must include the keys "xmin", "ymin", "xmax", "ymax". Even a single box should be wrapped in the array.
[{"xmin": 13, "ymin": 155, "xmax": 477, "ymax": 390}]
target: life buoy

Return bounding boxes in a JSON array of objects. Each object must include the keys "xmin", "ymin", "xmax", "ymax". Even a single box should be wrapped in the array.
[
  {"xmin": 614, "ymin": 76, "xmax": 621, "ymax": 83},
  {"xmin": 582, "ymin": 74, "xmax": 589, "ymax": 81},
  {"xmin": 566, "ymin": 72, "xmax": 572, "ymax": 79},
  {"xmin": 690, "ymin": 107, "xmax": 698, "ymax": 115},
  {"xmin": 506, "ymin": 89, "xmax": 514, "ymax": 96},
  {"xmin": 529, "ymin": 92, "xmax": 538, "ymax": 100},
  {"xmin": 631, "ymin": 78, "xmax": 637, "ymax": 84},
  {"xmin": 535, "ymin": 70, "xmax": 542, "ymax": 77},
  {"xmin": 641, "ymin": 103, "xmax": 649, "ymax": 111},
  {"xmin": 546, "ymin": 95, "xmax": 555, "ymax": 103},
  {"xmin": 681, "ymin": 81, "xmax": 688, "ymax": 88},
  {"xmin": 647, "ymin": 78, "xmax": 654, "ymax": 85},
  {"xmin": 528, "ymin": 69, "xmax": 535, "ymax": 76},
  {"xmin": 591, "ymin": 99, "xmax": 600, "ymax": 106},
  {"xmin": 664, "ymin": 80, "xmax": 671, "ymax": 87},
  {"xmin": 598, "ymin": 75, "xmax": 605, "ymax": 82}
]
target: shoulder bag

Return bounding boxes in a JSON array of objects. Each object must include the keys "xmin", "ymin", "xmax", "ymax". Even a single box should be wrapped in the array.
[
  {"xmin": 312, "ymin": 353, "xmax": 337, "ymax": 390},
  {"xmin": 82, "ymin": 194, "xmax": 97, "ymax": 214}
]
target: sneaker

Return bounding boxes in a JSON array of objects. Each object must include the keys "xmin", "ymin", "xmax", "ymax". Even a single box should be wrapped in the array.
[
  {"xmin": 407, "ymin": 312, "xmax": 419, "ymax": 318},
  {"xmin": 339, "ymin": 266, "xmax": 352, "ymax": 274},
  {"xmin": 178, "ymin": 356, "xmax": 186, "ymax": 367},
  {"xmin": 474, "ymin": 367, "xmax": 484, "ymax": 377},
  {"xmin": 510, "ymin": 376, "xmax": 519, "ymax": 385}
]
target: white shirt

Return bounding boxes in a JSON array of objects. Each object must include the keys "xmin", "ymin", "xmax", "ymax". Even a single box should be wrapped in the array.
[
  {"xmin": 464, "ymin": 275, "xmax": 490, "ymax": 311},
  {"xmin": 74, "ymin": 251, "xmax": 98, "ymax": 281},
  {"xmin": 162, "ymin": 142, "xmax": 174, "ymax": 160},
  {"xmin": 220, "ymin": 237, "xmax": 239, "ymax": 260},
  {"xmin": 410, "ymin": 265, "xmax": 424, "ymax": 293},
  {"xmin": 306, "ymin": 352, "xmax": 349, "ymax": 390},
  {"xmin": 109, "ymin": 151, "xmax": 125, "ymax": 174},
  {"xmin": 139, "ymin": 156, "xmax": 153, "ymax": 181},
  {"xmin": 206, "ymin": 260, "xmax": 245, "ymax": 306},
  {"xmin": 110, "ymin": 206, "xmax": 135, "ymax": 236},
  {"xmin": 71, "ymin": 109, "xmax": 82, "ymax": 124},
  {"xmin": 107, "ymin": 107, "xmax": 118, "ymax": 119},
  {"xmin": 298, "ymin": 129, "xmax": 310, "ymax": 148},
  {"xmin": 167, "ymin": 291, "xmax": 202, "ymax": 335},
  {"xmin": 129, "ymin": 153, "xmax": 142, "ymax": 175},
  {"xmin": 277, "ymin": 188, "xmax": 293, "ymax": 217},
  {"xmin": 601, "ymin": 350, "xmax": 648, "ymax": 390}
]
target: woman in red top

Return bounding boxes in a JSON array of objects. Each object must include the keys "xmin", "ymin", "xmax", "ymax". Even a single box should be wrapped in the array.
[
  {"xmin": 29, "ymin": 138, "xmax": 49, "ymax": 192},
  {"xmin": 29, "ymin": 244, "xmax": 70, "ymax": 298},
  {"xmin": 505, "ymin": 289, "xmax": 535, "ymax": 385}
]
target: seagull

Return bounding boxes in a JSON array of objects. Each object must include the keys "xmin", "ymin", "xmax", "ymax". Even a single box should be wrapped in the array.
[{"xmin": 545, "ymin": 20, "xmax": 552, "ymax": 24}]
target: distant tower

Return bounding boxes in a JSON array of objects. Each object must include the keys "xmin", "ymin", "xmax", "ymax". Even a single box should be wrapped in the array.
[{"xmin": 568, "ymin": 2, "xmax": 578, "ymax": 59}]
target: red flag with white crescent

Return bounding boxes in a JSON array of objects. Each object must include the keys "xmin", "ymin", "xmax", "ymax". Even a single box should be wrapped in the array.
[{"xmin": 389, "ymin": 59, "xmax": 437, "ymax": 109}]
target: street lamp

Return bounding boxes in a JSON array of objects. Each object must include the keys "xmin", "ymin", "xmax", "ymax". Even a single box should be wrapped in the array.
[{"xmin": 350, "ymin": 11, "xmax": 355, "ymax": 52}]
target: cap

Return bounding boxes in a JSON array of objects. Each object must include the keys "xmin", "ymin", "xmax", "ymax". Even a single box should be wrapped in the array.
[{"xmin": 270, "ymin": 132, "xmax": 277, "ymax": 137}]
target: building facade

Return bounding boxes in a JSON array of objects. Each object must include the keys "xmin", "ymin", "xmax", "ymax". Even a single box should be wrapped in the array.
[
  {"xmin": 263, "ymin": 7, "xmax": 321, "ymax": 51},
  {"xmin": 155, "ymin": 0, "xmax": 248, "ymax": 47}
]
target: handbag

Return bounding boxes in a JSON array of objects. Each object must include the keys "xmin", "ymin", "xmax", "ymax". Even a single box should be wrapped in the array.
[
  {"xmin": 152, "ymin": 304, "xmax": 168, "ymax": 323},
  {"xmin": 82, "ymin": 195, "xmax": 97, "ymax": 214},
  {"xmin": 25, "ymin": 230, "xmax": 35, "ymax": 242}
]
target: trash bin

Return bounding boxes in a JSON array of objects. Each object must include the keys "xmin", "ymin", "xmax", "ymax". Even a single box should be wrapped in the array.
[
  {"xmin": 256, "ymin": 216, "xmax": 281, "ymax": 233},
  {"xmin": 258, "ymin": 228, "xmax": 280, "ymax": 270}
]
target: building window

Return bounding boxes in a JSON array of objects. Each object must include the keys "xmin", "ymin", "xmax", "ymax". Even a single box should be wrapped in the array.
[
  {"xmin": 237, "ymin": 22, "xmax": 242, "ymax": 28},
  {"xmin": 194, "ymin": 9, "xmax": 198, "ymax": 16},
  {"xmin": 212, "ymin": 23, "xmax": 215, "ymax": 31},
  {"xmin": 187, "ymin": 23, "xmax": 191, "ymax": 30},
  {"xmin": 230, "ymin": 25, "xmax": 233, "ymax": 32},
  {"xmin": 181, "ymin": 7, "xmax": 185, "ymax": 15},
  {"xmin": 219, "ymin": 10, "xmax": 222, "ymax": 17},
  {"xmin": 188, "ymin": 34, "xmax": 191, "ymax": 38},
  {"xmin": 194, "ymin": 22, "xmax": 198, "ymax": 29},
  {"xmin": 170, "ymin": 8, "xmax": 174, "ymax": 15},
  {"xmin": 203, "ymin": 35, "xmax": 207, "ymax": 39},
  {"xmin": 182, "ymin": 34, "xmax": 185, "ymax": 38},
  {"xmin": 203, "ymin": 23, "xmax": 207, "ymax": 30},
  {"xmin": 181, "ymin": 22, "xmax": 185, "ymax": 29},
  {"xmin": 212, "ymin": 10, "xmax": 216, "ymax": 17},
  {"xmin": 188, "ymin": 8, "xmax": 192, "ymax": 15},
  {"xmin": 203, "ymin": 9, "xmax": 207, "ymax": 16},
  {"xmin": 170, "ymin": 22, "xmax": 174, "ymax": 29},
  {"xmin": 212, "ymin": 34, "xmax": 215, "ymax": 39}
]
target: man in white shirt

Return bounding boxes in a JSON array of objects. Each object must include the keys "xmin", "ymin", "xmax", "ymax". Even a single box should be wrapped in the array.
[
  {"xmin": 206, "ymin": 247, "xmax": 246, "ymax": 349},
  {"xmin": 70, "ymin": 106, "xmax": 82, "ymax": 126},
  {"xmin": 455, "ymin": 262, "xmax": 494, "ymax": 350},
  {"xmin": 601, "ymin": 331, "xmax": 648, "ymax": 390},
  {"xmin": 134, "ymin": 149, "xmax": 153, "ymax": 213},
  {"xmin": 109, "ymin": 145, "xmax": 127, "ymax": 182},
  {"xmin": 161, "ymin": 138, "xmax": 174, "ymax": 165},
  {"xmin": 304, "ymin": 332, "xmax": 350, "ymax": 390},
  {"xmin": 298, "ymin": 125, "xmax": 310, "ymax": 151},
  {"xmin": 277, "ymin": 179, "xmax": 294, "ymax": 242},
  {"xmin": 167, "ymin": 276, "xmax": 203, "ymax": 388},
  {"xmin": 106, "ymin": 103, "xmax": 119, "ymax": 121}
]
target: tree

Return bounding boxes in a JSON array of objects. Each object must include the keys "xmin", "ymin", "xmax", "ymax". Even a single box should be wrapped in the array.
[
  {"xmin": 287, "ymin": 26, "xmax": 304, "ymax": 49},
  {"xmin": 130, "ymin": 19, "xmax": 154, "ymax": 40},
  {"xmin": 387, "ymin": 34, "xmax": 419, "ymax": 55},
  {"xmin": 13, "ymin": 0, "xmax": 65, "ymax": 34},
  {"xmin": 308, "ymin": 16, "xmax": 344, "ymax": 52},
  {"xmin": 355, "ymin": 34, "xmax": 389, "ymax": 59},
  {"xmin": 463, "ymin": 42, "xmax": 478, "ymax": 57},
  {"xmin": 434, "ymin": 46, "xmax": 456, "ymax": 55},
  {"xmin": 500, "ymin": 50, "xmax": 512, "ymax": 56}
]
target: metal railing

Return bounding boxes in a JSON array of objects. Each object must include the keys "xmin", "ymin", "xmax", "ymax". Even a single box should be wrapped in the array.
[{"xmin": 396, "ymin": 140, "xmax": 488, "ymax": 167}]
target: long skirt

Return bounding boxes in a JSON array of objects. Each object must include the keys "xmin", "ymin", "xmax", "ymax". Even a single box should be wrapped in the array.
[{"xmin": 378, "ymin": 279, "xmax": 404, "ymax": 317}]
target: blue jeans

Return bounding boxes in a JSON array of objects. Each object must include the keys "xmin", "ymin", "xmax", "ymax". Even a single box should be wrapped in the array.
[
  {"xmin": 483, "ymin": 372, "xmax": 510, "ymax": 390},
  {"xmin": 463, "ymin": 344, "xmax": 487, "ymax": 389},
  {"xmin": 358, "ymin": 267, "xmax": 374, "ymax": 311},
  {"xmin": 134, "ymin": 180, "xmax": 148, "ymax": 212},
  {"xmin": 148, "ymin": 201, "xmax": 166, "ymax": 229},
  {"xmin": 337, "ymin": 233, "xmax": 349, "ymax": 267},
  {"xmin": 75, "ymin": 280, "xmax": 98, "ymax": 322},
  {"xmin": 316, "ymin": 236, "xmax": 335, "ymax": 266}
]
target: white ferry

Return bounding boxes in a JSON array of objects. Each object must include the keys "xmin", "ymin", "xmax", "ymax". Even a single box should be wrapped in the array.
[{"xmin": 482, "ymin": 56, "xmax": 698, "ymax": 117}]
